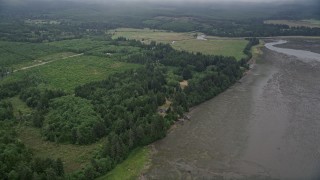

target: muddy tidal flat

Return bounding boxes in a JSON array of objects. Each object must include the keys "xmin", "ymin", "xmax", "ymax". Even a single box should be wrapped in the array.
[{"xmin": 144, "ymin": 38, "xmax": 320, "ymax": 179}]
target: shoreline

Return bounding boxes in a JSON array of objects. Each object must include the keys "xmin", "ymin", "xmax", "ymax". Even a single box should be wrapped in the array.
[
  {"xmin": 186, "ymin": 39, "xmax": 264, "ymax": 117},
  {"xmin": 140, "ymin": 39, "xmax": 265, "ymax": 177},
  {"xmin": 144, "ymin": 37, "xmax": 320, "ymax": 179}
]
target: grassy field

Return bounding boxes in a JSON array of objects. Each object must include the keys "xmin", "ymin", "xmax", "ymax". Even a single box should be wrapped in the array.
[
  {"xmin": 11, "ymin": 97, "xmax": 101, "ymax": 173},
  {"xmin": 109, "ymin": 28, "xmax": 248, "ymax": 60},
  {"xmin": 9, "ymin": 96, "xmax": 32, "ymax": 117},
  {"xmin": 12, "ymin": 52, "xmax": 78, "ymax": 70},
  {"xmin": 2, "ymin": 55, "xmax": 140, "ymax": 93},
  {"xmin": 48, "ymin": 39, "xmax": 108, "ymax": 52},
  {"xmin": 110, "ymin": 28, "xmax": 194, "ymax": 44},
  {"xmin": 97, "ymin": 147, "xmax": 150, "ymax": 180},
  {"xmin": 0, "ymin": 38, "xmax": 142, "ymax": 93},
  {"xmin": 0, "ymin": 41, "xmax": 60, "ymax": 67},
  {"xmin": 264, "ymin": 19, "xmax": 320, "ymax": 28},
  {"xmin": 31, "ymin": 55, "xmax": 139, "ymax": 92},
  {"xmin": 16, "ymin": 126, "xmax": 105, "ymax": 173},
  {"xmin": 172, "ymin": 39, "xmax": 247, "ymax": 59}
]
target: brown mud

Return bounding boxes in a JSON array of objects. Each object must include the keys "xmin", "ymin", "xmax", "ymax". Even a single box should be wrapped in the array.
[{"xmin": 144, "ymin": 39, "xmax": 320, "ymax": 179}]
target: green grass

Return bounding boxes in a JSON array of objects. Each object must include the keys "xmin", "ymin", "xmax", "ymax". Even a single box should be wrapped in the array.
[
  {"xmin": 32, "ymin": 56, "xmax": 139, "ymax": 92},
  {"xmin": 1, "ymin": 38, "xmax": 142, "ymax": 96},
  {"xmin": 12, "ymin": 52, "xmax": 77, "ymax": 70},
  {"xmin": 9, "ymin": 96, "xmax": 32, "ymax": 117},
  {"xmin": 16, "ymin": 126, "xmax": 104, "ymax": 173},
  {"xmin": 0, "ymin": 41, "xmax": 60, "ymax": 67},
  {"xmin": 11, "ymin": 98, "xmax": 101, "ymax": 173},
  {"xmin": 251, "ymin": 40, "xmax": 264, "ymax": 59},
  {"xmin": 110, "ymin": 28, "xmax": 195, "ymax": 44},
  {"xmin": 86, "ymin": 44, "xmax": 141, "ymax": 57},
  {"xmin": 109, "ymin": 28, "xmax": 248, "ymax": 60},
  {"xmin": 47, "ymin": 39, "xmax": 109, "ymax": 52},
  {"xmin": 3, "ymin": 55, "xmax": 140, "ymax": 93},
  {"xmin": 97, "ymin": 147, "xmax": 150, "ymax": 180},
  {"xmin": 172, "ymin": 39, "xmax": 247, "ymax": 60}
]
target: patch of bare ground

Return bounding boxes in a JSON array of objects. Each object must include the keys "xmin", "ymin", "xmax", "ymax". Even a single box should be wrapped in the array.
[
  {"xmin": 179, "ymin": 80, "xmax": 188, "ymax": 89},
  {"xmin": 157, "ymin": 99, "xmax": 172, "ymax": 117}
]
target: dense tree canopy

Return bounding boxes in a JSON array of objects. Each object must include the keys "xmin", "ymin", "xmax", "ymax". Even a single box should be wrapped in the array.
[
  {"xmin": 0, "ymin": 36, "xmax": 257, "ymax": 179},
  {"xmin": 42, "ymin": 96, "xmax": 105, "ymax": 144},
  {"xmin": 0, "ymin": 122, "xmax": 65, "ymax": 179}
]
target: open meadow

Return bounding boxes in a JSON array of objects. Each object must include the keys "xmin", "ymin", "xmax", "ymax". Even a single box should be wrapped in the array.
[
  {"xmin": 109, "ymin": 28, "xmax": 248, "ymax": 60},
  {"xmin": 0, "ymin": 41, "xmax": 61, "ymax": 67},
  {"xmin": 16, "ymin": 126, "xmax": 105, "ymax": 173},
  {"xmin": 1, "ymin": 38, "xmax": 142, "ymax": 93},
  {"xmin": 18, "ymin": 55, "xmax": 139, "ymax": 93}
]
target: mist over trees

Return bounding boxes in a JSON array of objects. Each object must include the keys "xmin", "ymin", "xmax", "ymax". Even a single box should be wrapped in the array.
[{"xmin": 1, "ymin": 0, "xmax": 319, "ymax": 42}]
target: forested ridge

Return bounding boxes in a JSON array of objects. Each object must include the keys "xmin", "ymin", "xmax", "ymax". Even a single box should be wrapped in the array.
[
  {"xmin": 1, "ymin": 0, "xmax": 319, "ymax": 43},
  {"xmin": 0, "ymin": 36, "xmax": 259, "ymax": 179}
]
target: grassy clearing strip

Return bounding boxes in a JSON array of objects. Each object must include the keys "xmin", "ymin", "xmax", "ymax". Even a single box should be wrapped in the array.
[
  {"xmin": 97, "ymin": 147, "xmax": 150, "ymax": 180},
  {"xmin": 17, "ymin": 126, "xmax": 105, "ymax": 173},
  {"xmin": 9, "ymin": 96, "xmax": 32, "ymax": 116},
  {"xmin": 251, "ymin": 40, "xmax": 264, "ymax": 59},
  {"xmin": 110, "ymin": 28, "xmax": 248, "ymax": 60},
  {"xmin": 172, "ymin": 39, "xmax": 247, "ymax": 60},
  {"xmin": 109, "ymin": 28, "xmax": 195, "ymax": 44}
]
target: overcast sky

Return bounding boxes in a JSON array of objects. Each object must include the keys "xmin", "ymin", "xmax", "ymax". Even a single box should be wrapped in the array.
[
  {"xmin": 2, "ymin": 0, "xmax": 309, "ymax": 2},
  {"xmin": 67, "ymin": 0, "xmax": 317, "ymax": 6},
  {"xmin": 71, "ymin": 0, "xmax": 302, "ymax": 2},
  {"xmin": 2, "ymin": 0, "xmax": 316, "ymax": 6}
]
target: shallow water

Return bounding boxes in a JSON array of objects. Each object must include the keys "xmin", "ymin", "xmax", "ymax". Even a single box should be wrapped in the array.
[
  {"xmin": 144, "ymin": 39, "xmax": 320, "ymax": 179},
  {"xmin": 265, "ymin": 40, "xmax": 320, "ymax": 62}
]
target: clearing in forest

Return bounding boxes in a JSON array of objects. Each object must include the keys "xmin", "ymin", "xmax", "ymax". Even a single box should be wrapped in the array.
[
  {"xmin": 17, "ymin": 126, "xmax": 104, "ymax": 173},
  {"xmin": 109, "ymin": 28, "xmax": 248, "ymax": 60},
  {"xmin": 3, "ymin": 55, "xmax": 140, "ymax": 93}
]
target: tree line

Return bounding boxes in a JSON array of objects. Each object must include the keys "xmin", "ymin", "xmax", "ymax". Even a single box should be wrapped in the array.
[
  {"xmin": 0, "ymin": 37, "xmax": 256, "ymax": 179},
  {"xmin": 68, "ymin": 38, "xmax": 250, "ymax": 179},
  {"xmin": 0, "ymin": 121, "xmax": 65, "ymax": 179}
]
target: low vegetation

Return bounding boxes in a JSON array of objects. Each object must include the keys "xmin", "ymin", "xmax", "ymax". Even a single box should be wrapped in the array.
[
  {"xmin": 0, "ymin": 121, "xmax": 65, "ymax": 179},
  {"xmin": 17, "ymin": 126, "xmax": 104, "ymax": 173},
  {"xmin": 97, "ymin": 147, "xmax": 150, "ymax": 180},
  {"xmin": 110, "ymin": 28, "xmax": 248, "ymax": 60},
  {"xmin": 264, "ymin": 19, "xmax": 320, "ymax": 28},
  {"xmin": 1, "ymin": 38, "xmax": 141, "ymax": 93},
  {"xmin": 0, "ymin": 41, "xmax": 60, "ymax": 67},
  {"xmin": 172, "ymin": 39, "xmax": 248, "ymax": 60}
]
